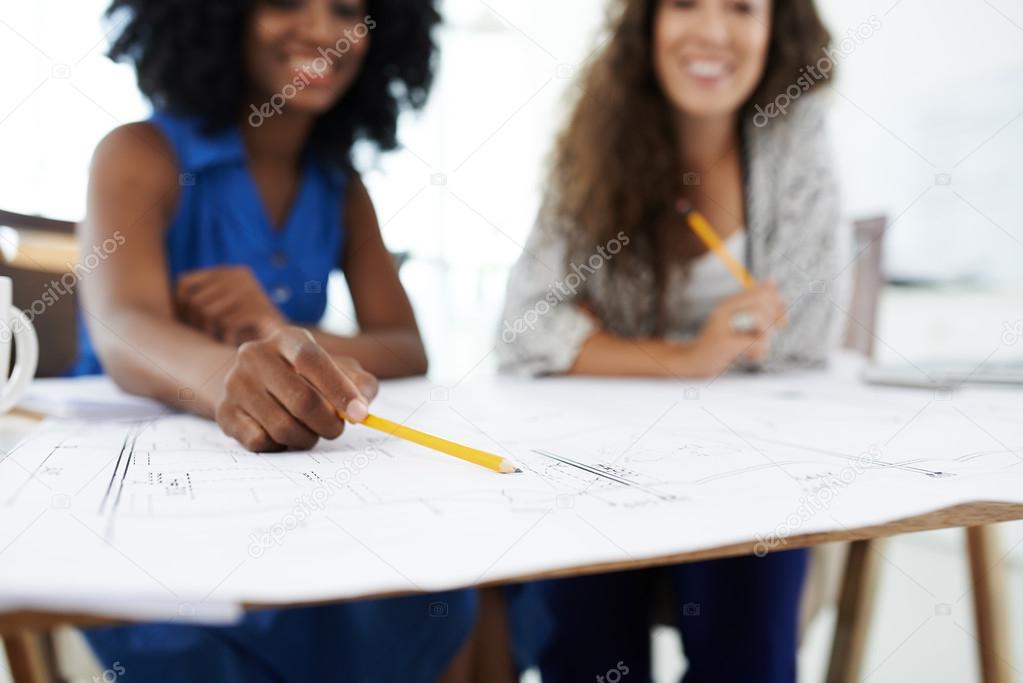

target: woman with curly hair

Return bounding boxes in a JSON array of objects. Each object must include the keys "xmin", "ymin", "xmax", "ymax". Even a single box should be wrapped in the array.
[
  {"xmin": 74, "ymin": 0, "xmax": 491, "ymax": 680},
  {"xmin": 499, "ymin": 0, "xmax": 847, "ymax": 680}
]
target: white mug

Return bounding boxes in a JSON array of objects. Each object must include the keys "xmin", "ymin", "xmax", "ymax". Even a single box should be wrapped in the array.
[{"xmin": 0, "ymin": 276, "xmax": 38, "ymax": 413}]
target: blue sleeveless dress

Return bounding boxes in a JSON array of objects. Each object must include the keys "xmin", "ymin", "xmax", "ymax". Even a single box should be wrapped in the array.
[
  {"xmin": 78, "ymin": 112, "xmax": 477, "ymax": 682},
  {"xmin": 71, "ymin": 111, "xmax": 346, "ymax": 375}
]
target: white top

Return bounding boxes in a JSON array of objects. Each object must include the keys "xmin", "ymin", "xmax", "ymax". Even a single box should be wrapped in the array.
[{"xmin": 672, "ymin": 230, "xmax": 747, "ymax": 337}]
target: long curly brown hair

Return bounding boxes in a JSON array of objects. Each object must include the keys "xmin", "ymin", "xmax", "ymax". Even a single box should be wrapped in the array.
[{"xmin": 553, "ymin": 0, "xmax": 832, "ymax": 311}]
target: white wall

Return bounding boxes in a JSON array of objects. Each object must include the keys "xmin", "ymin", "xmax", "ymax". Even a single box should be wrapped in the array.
[
  {"xmin": 816, "ymin": 0, "xmax": 1023, "ymax": 286},
  {"xmin": 0, "ymin": 1, "xmax": 148, "ymax": 220}
]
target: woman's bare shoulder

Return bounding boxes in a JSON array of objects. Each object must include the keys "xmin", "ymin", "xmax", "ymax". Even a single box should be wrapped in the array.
[{"xmin": 90, "ymin": 121, "xmax": 179, "ymax": 193}]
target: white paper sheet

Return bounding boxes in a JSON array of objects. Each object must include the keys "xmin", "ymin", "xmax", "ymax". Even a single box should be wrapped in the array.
[
  {"xmin": 17, "ymin": 376, "xmax": 172, "ymax": 420},
  {"xmin": 1, "ymin": 365, "xmax": 1021, "ymax": 621}
]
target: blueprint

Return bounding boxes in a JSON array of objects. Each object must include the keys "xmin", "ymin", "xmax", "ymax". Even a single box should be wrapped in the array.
[{"xmin": 1, "ymin": 363, "xmax": 1022, "ymax": 620}]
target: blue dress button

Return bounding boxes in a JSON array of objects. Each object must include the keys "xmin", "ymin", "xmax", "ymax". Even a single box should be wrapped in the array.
[{"xmin": 271, "ymin": 286, "xmax": 291, "ymax": 304}]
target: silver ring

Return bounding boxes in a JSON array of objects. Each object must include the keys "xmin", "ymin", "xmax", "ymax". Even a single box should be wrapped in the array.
[{"xmin": 729, "ymin": 311, "xmax": 759, "ymax": 334}]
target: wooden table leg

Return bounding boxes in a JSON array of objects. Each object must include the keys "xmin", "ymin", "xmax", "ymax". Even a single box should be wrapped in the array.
[
  {"xmin": 967, "ymin": 525, "xmax": 1012, "ymax": 683},
  {"xmin": 826, "ymin": 539, "xmax": 882, "ymax": 683},
  {"xmin": 3, "ymin": 631, "xmax": 55, "ymax": 683}
]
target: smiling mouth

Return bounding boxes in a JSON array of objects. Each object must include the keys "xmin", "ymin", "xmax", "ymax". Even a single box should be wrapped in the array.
[
  {"xmin": 685, "ymin": 59, "xmax": 730, "ymax": 80},
  {"xmin": 287, "ymin": 56, "xmax": 336, "ymax": 82}
]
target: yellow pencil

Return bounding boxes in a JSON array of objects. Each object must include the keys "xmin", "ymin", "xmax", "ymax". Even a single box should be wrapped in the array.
[
  {"xmin": 339, "ymin": 411, "xmax": 521, "ymax": 474},
  {"xmin": 685, "ymin": 210, "xmax": 757, "ymax": 291}
]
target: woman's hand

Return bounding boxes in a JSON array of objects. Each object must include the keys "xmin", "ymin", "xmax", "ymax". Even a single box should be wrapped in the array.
[
  {"xmin": 176, "ymin": 266, "xmax": 286, "ymax": 346},
  {"xmin": 686, "ymin": 282, "xmax": 787, "ymax": 377},
  {"xmin": 215, "ymin": 326, "xmax": 377, "ymax": 452}
]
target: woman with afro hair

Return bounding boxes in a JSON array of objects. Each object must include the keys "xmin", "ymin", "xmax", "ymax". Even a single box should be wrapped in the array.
[{"xmin": 73, "ymin": 0, "xmax": 510, "ymax": 680}]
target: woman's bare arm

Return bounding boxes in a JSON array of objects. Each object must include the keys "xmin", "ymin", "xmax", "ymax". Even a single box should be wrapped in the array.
[
  {"xmin": 567, "ymin": 331, "xmax": 692, "ymax": 377},
  {"xmin": 568, "ymin": 284, "xmax": 785, "ymax": 379},
  {"xmin": 80, "ymin": 124, "xmax": 372, "ymax": 451},
  {"xmin": 306, "ymin": 174, "xmax": 428, "ymax": 378},
  {"xmin": 79, "ymin": 123, "xmax": 236, "ymax": 415}
]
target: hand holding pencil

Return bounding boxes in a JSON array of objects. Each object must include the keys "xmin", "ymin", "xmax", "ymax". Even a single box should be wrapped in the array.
[
  {"xmin": 678, "ymin": 201, "xmax": 787, "ymax": 372},
  {"xmin": 693, "ymin": 284, "xmax": 786, "ymax": 372}
]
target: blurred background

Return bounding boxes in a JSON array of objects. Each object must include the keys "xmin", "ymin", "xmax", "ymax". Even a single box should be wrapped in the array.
[{"xmin": 1, "ymin": 0, "xmax": 1022, "ymax": 681}]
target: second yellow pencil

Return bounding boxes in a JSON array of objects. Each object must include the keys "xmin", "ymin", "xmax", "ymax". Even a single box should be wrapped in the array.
[{"xmin": 685, "ymin": 209, "xmax": 757, "ymax": 291}]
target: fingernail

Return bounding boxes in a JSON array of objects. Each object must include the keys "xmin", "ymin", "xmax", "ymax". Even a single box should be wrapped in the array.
[{"xmin": 346, "ymin": 399, "xmax": 369, "ymax": 422}]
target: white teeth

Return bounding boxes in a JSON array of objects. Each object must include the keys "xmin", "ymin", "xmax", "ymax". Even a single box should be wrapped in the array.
[
  {"xmin": 687, "ymin": 60, "xmax": 727, "ymax": 78},
  {"xmin": 289, "ymin": 58, "xmax": 327, "ymax": 75}
]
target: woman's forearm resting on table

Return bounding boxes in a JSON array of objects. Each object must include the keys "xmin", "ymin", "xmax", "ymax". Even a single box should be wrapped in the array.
[
  {"xmin": 567, "ymin": 330, "xmax": 704, "ymax": 379},
  {"xmin": 88, "ymin": 307, "xmax": 237, "ymax": 418},
  {"xmin": 306, "ymin": 327, "xmax": 428, "ymax": 379}
]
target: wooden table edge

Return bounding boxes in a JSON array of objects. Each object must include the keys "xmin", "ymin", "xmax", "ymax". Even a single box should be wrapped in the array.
[{"xmin": 3, "ymin": 499, "xmax": 1022, "ymax": 636}]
